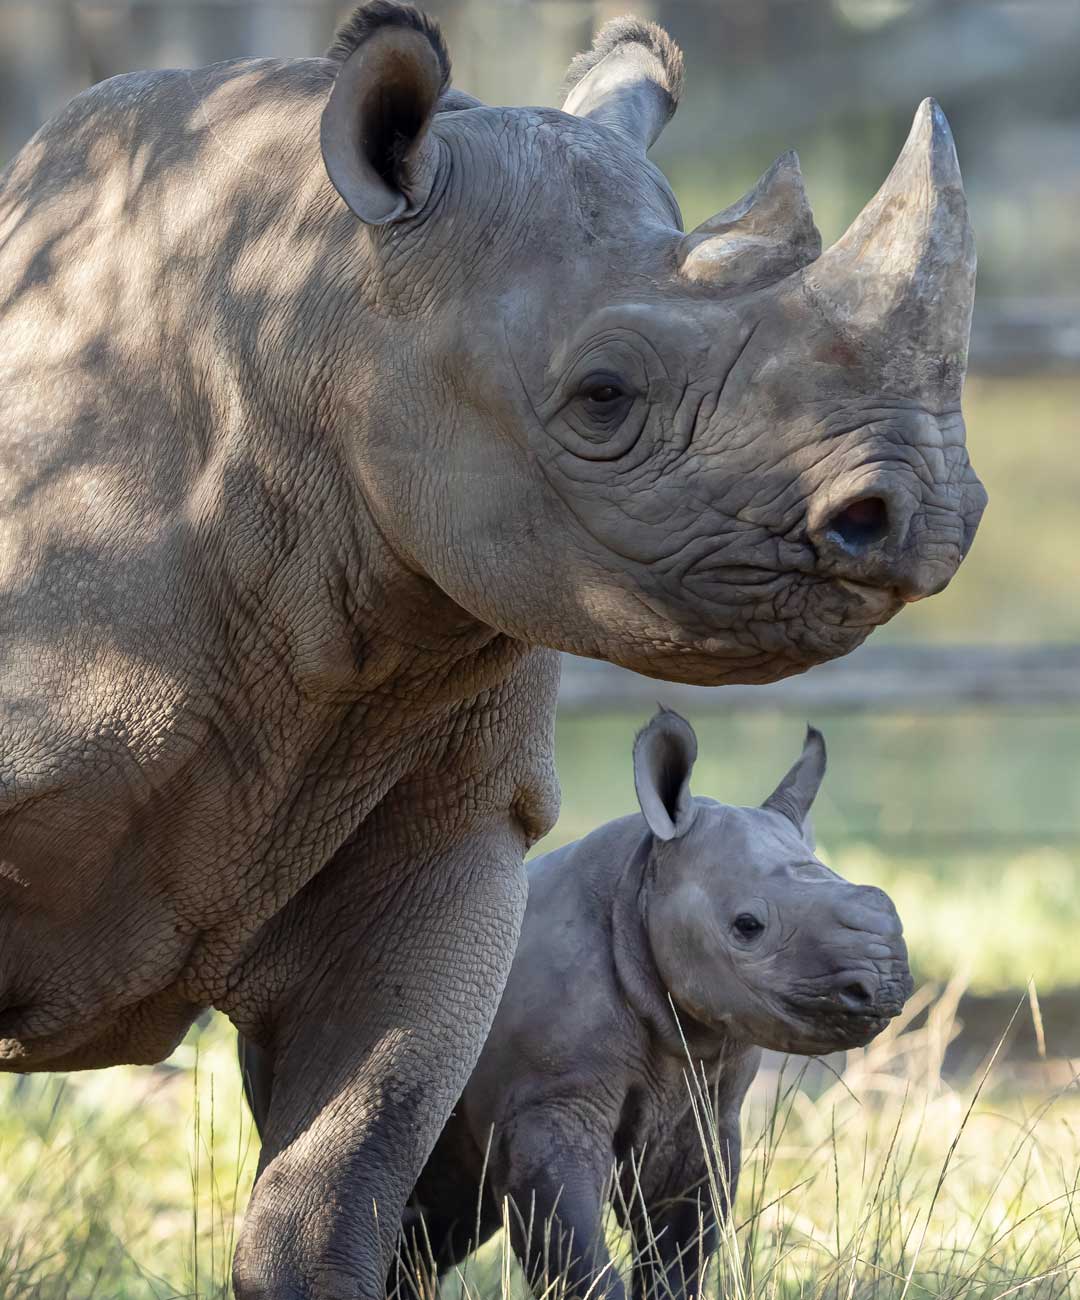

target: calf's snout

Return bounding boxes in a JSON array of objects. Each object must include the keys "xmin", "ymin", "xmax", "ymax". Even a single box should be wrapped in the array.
[
  {"xmin": 826, "ymin": 885, "xmax": 913, "ymax": 1018},
  {"xmin": 831, "ymin": 965, "xmax": 912, "ymax": 1019}
]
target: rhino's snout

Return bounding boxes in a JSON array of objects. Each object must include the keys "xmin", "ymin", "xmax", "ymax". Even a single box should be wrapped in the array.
[
  {"xmin": 807, "ymin": 465, "xmax": 986, "ymax": 604},
  {"xmin": 803, "ymin": 884, "xmax": 913, "ymax": 1029},
  {"xmin": 831, "ymin": 965, "xmax": 913, "ymax": 1021}
]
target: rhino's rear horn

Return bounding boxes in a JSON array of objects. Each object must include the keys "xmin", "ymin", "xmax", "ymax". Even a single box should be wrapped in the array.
[
  {"xmin": 321, "ymin": 3, "xmax": 449, "ymax": 226},
  {"xmin": 562, "ymin": 17, "xmax": 684, "ymax": 153}
]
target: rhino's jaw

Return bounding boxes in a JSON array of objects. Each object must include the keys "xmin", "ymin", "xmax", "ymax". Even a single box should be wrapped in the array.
[
  {"xmin": 565, "ymin": 559, "xmax": 903, "ymax": 687},
  {"xmin": 714, "ymin": 978, "xmax": 905, "ymax": 1056},
  {"xmin": 757, "ymin": 956, "xmax": 915, "ymax": 1054}
]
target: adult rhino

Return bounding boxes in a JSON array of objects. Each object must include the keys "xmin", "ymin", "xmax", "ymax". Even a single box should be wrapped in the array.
[{"xmin": 0, "ymin": 1, "xmax": 983, "ymax": 1295}]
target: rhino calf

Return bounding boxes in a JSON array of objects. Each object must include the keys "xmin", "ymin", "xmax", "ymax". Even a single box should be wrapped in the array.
[{"xmin": 401, "ymin": 711, "xmax": 911, "ymax": 1299}]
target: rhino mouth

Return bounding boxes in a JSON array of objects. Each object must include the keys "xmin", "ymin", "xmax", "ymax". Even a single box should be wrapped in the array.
[
  {"xmin": 777, "ymin": 976, "xmax": 911, "ymax": 1052},
  {"xmin": 679, "ymin": 558, "xmax": 905, "ymax": 626},
  {"xmin": 777, "ymin": 1005, "xmax": 892, "ymax": 1054}
]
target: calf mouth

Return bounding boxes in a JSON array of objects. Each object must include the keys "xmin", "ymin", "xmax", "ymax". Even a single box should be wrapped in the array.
[{"xmin": 779, "ymin": 990, "xmax": 908, "ymax": 1054}]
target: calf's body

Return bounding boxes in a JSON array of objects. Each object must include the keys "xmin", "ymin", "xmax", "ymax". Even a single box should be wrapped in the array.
[
  {"xmin": 397, "ymin": 716, "xmax": 912, "ymax": 1299},
  {"xmin": 243, "ymin": 713, "xmax": 912, "ymax": 1300},
  {"xmin": 403, "ymin": 817, "xmax": 762, "ymax": 1300}
]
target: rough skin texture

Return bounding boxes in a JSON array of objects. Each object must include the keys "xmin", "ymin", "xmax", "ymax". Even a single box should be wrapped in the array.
[{"xmin": 0, "ymin": 1, "xmax": 976, "ymax": 1295}]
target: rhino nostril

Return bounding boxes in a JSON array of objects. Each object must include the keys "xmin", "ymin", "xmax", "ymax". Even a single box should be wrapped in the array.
[
  {"xmin": 826, "ymin": 496, "xmax": 890, "ymax": 553},
  {"xmin": 838, "ymin": 980, "xmax": 874, "ymax": 1010}
]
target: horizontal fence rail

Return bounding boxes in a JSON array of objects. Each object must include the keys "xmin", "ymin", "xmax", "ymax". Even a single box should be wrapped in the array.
[{"xmin": 558, "ymin": 643, "xmax": 1080, "ymax": 714}]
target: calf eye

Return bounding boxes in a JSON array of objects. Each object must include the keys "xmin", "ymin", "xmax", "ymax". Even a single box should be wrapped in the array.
[{"xmin": 733, "ymin": 913, "xmax": 765, "ymax": 938}]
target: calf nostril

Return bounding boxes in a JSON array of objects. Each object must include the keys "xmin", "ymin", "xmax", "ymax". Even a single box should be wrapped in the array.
[{"xmin": 826, "ymin": 496, "xmax": 890, "ymax": 553}]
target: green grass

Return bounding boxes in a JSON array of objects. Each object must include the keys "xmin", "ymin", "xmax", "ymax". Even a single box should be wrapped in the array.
[{"xmin": 0, "ymin": 1025, "xmax": 255, "ymax": 1299}]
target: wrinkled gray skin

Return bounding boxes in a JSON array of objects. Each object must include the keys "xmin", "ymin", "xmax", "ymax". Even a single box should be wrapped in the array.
[
  {"xmin": 0, "ymin": 0, "xmax": 975, "ymax": 1294},
  {"xmin": 240, "ymin": 711, "xmax": 910, "ymax": 1300}
]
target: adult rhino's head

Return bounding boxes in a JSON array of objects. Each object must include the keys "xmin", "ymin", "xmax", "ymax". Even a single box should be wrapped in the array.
[
  {"xmin": 634, "ymin": 710, "xmax": 913, "ymax": 1054},
  {"xmin": 318, "ymin": 3, "xmax": 985, "ymax": 685}
]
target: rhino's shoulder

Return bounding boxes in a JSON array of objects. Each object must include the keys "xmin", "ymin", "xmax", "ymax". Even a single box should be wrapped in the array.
[
  {"xmin": 526, "ymin": 813, "xmax": 648, "ymax": 890},
  {"xmin": 497, "ymin": 815, "xmax": 652, "ymax": 1059},
  {"xmin": 0, "ymin": 54, "xmax": 332, "ymax": 226}
]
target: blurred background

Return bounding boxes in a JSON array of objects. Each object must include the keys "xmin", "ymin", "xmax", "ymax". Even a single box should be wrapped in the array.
[{"xmin": 0, "ymin": 1, "xmax": 1078, "ymax": 1295}]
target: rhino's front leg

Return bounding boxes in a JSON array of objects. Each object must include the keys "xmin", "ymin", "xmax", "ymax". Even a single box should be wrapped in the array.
[
  {"xmin": 229, "ymin": 820, "xmax": 528, "ymax": 1300},
  {"xmin": 628, "ymin": 1074, "xmax": 753, "ymax": 1300}
]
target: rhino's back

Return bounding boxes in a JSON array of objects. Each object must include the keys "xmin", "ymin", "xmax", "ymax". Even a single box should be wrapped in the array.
[
  {"xmin": 0, "ymin": 54, "xmax": 334, "ymax": 532},
  {"xmin": 0, "ymin": 55, "xmax": 339, "ymax": 794}
]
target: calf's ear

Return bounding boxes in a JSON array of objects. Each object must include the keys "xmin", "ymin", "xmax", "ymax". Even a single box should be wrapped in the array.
[
  {"xmin": 763, "ymin": 726, "xmax": 827, "ymax": 837},
  {"xmin": 321, "ymin": 2, "xmax": 450, "ymax": 225},
  {"xmin": 562, "ymin": 17, "xmax": 684, "ymax": 153},
  {"xmin": 633, "ymin": 708, "xmax": 698, "ymax": 842}
]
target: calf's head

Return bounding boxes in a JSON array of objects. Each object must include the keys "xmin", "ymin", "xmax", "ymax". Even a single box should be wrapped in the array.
[
  {"xmin": 634, "ymin": 710, "xmax": 913, "ymax": 1053},
  {"xmin": 320, "ymin": 4, "xmax": 985, "ymax": 684}
]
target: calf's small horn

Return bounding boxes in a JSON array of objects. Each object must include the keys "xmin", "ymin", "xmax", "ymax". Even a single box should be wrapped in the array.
[{"xmin": 803, "ymin": 98, "xmax": 976, "ymax": 396}]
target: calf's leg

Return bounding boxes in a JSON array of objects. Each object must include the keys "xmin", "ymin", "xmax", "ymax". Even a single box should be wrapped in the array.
[{"xmin": 494, "ymin": 1105, "xmax": 625, "ymax": 1300}]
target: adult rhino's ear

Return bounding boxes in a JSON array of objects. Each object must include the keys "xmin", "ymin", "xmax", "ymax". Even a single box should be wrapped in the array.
[
  {"xmin": 321, "ymin": 2, "xmax": 450, "ymax": 226},
  {"xmin": 562, "ymin": 17, "xmax": 684, "ymax": 153},
  {"xmin": 633, "ymin": 708, "xmax": 698, "ymax": 842},
  {"xmin": 763, "ymin": 726, "xmax": 827, "ymax": 837}
]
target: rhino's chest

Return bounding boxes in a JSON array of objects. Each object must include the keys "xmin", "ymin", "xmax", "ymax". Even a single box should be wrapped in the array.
[{"xmin": 613, "ymin": 1054, "xmax": 697, "ymax": 1155}]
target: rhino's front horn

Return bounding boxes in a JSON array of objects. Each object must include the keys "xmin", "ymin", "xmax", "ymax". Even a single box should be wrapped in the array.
[
  {"xmin": 678, "ymin": 151, "xmax": 821, "ymax": 288},
  {"xmin": 804, "ymin": 99, "xmax": 976, "ymax": 396}
]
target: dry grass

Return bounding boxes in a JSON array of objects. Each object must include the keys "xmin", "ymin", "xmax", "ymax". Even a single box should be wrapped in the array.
[
  {"xmin": 416, "ymin": 981, "xmax": 1080, "ymax": 1300},
  {"xmin": 4, "ymin": 986, "xmax": 1075, "ymax": 1298}
]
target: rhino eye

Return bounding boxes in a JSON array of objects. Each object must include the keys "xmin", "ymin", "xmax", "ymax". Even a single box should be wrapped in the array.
[
  {"xmin": 733, "ymin": 913, "xmax": 765, "ymax": 939},
  {"xmin": 582, "ymin": 381, "xmax": 623, "ymax": 405},
  {"xmin": 556, "ymin": 369, "xmax": 646, "ymax": 460},
  {"xmin": 577, "ymin": 373, "xmax": 633, "ymax": 421}
]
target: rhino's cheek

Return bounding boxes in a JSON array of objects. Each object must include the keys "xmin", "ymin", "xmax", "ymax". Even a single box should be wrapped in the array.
[{"xmin": 531, "ymin": 445, "xmax": 901, "ymax": 682}]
